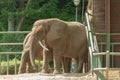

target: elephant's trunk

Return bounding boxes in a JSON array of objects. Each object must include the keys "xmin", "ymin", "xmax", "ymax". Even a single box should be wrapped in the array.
[{"xmin": 29, "ymin": 33, "xmax": 36, "ymax": 69}]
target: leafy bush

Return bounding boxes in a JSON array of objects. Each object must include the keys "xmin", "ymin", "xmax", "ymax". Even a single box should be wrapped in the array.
[
  {"xmin": 0, "ymin": 59, "xmax": 20, "ymax": 75},
  {"xmin": 0, "ymin": 59, "xmax": 43, "ymax": 75}
]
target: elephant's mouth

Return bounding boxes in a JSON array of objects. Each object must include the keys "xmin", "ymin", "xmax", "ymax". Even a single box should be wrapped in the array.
[{"xmin": 39, "ymin": 40, "xmax": 49, "ymax": 51}]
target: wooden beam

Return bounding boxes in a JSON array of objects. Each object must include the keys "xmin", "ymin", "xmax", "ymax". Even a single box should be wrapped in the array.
[
  {"xmin": 105, "ymin": 0, "xmax": 110, "ymax": 79},
  {"xmin": 105, "ymin": 0, "xmax": 110, "ymax": 33}
]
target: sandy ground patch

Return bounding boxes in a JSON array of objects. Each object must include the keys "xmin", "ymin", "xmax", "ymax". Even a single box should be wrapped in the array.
[
  {"xmin": 0, "ymin": 71, "xmax": 120, "ymax": 80},
  {"xmin": 0, "ymin": 72, "xmax": 95, "ymax": 80}
]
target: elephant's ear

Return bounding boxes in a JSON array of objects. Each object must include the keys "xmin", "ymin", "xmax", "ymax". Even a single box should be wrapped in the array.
[{"xmin": 47, "ymin": 21, "xmax": 68, "ymax": 41}]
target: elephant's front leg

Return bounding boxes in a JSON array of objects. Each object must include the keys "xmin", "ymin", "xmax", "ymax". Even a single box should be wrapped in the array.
[
  {"xmin": 26, "ymin": 54, "xmax": 33, "ymax": 73},
  {"xmin": 53, "ymin": 50, "xmax": 62, "ymax": 74},
  {"xmin": 18, "ymin": 50, "xmax": 28, "ymax": 74},
  {"xmin": 41, "ymin": 49, "xmax": 50, "ymax": 73}
]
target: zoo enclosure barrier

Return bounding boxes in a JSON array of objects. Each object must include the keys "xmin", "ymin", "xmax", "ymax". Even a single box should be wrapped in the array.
[
  {"xmin": 0, "ymin": 31, "xmax": 33, "ymax": 75},
  {"xmin": 85, "ymin": 12, "xmax": 120, "ymax": 80},
  {"xmin": 0, "ymin": 16, "xmax": 120, "ymax": 78},
  {"xmin": 0, "ymin": 31, "xmax": 64, "ymax": 75}
]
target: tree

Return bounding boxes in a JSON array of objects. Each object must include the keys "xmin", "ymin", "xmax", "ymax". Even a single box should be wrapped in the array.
[
  {"xmin": 0, "ymin": 0, "xmax": 88, "ymax": 60},
  {"xmin": 0, "ymin": 0, "xmax": 88, "ymax": 31}
]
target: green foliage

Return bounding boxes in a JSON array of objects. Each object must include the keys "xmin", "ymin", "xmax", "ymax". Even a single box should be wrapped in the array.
[
  {"xmin": 0, "ymin": 59, "xmax": 43, "ymax": 74},
  {"xmin": 0, "ymin": 59, "xmax": 20, "ymax": 74},
  {"xmin": 0, "ymin": 0, "xmax": 88, "ymax": 31},
  {"xmin": 0, "ymin": 0, "xmax": 88, "ymax": 65},
  {"xmin": 0, "ymin": 33, "xmax": 26, "ymax": 60}
]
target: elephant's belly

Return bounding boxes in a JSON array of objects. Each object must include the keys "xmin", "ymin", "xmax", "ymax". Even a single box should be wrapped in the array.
[
  {"xmin": 62, "ymin": 43, "xmax": 87, "ymax": 58},
  {"xmin": 62, "ymin": 50, "xmax": 80, "ymax": 58},
  {"xmin": 34, "ymin": 54, "xmax": 43, "ymax": 60}
]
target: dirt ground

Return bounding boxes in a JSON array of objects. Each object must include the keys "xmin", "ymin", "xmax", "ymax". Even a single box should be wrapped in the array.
[
  {"xmin": 0, "ymin": 71, "xmax": 120, "ymax": 80},
  {"xmin": 103, "ymin": 70, "xmax": 120, "ymax": 80},
  {"xmin": 0, "ymin": 72, "xmax": 95, "ymax": 80}
]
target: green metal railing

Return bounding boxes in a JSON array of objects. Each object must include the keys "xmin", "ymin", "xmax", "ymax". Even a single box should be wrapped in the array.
[
  {"xmin": 0, "ymin": 31, "xmax": 30, "ymax": 75},
  {"xmin": 0, "ymin": 31, "xmax": 54, "ymax": 75},
  {"xmin": 85, "ymin": 12, "xmax": 120, "ymax": 80}
]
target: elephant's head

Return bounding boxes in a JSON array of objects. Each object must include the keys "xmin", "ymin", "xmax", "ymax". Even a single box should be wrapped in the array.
[{"xmin": 29, "ymin": 18, "xmax": 68, "ymax": 68}]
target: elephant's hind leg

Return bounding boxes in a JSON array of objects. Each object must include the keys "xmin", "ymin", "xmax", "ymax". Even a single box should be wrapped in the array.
[
  {"xmin": 76, "ymin": 57, "xmax": 84, "ymax": 73},
  {"xmin": 62, "ymin": 57, "xmax": 71, "ymax": 73}
]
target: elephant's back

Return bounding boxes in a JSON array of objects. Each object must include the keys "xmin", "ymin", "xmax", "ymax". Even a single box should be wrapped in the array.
[
  {"xmin": 63, "ymin": 22, "xmax": 87, "ymax": 58},
  {"xmin": 66, "ymin": 22, "xmax": 86, "ymax": 35},
  {"xmin": 66, "ymin": 22, "xmax": 87, "ymax": 40}
]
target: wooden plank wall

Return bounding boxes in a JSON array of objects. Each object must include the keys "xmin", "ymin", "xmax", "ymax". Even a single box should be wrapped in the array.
[
  {"xmin": 110, "ymin": 0, "xmax": 120, "ymax": 67},
  {"xmin": 93, "ymin": 0, "xmax": 105, "ymax": 33},
  {"xmin": 93, "ymin": 0, "xmax": 120, "ymax": 67},
  {"xmin": 93, "ymin": 0, "xmax": 106, "ymax": 43}
]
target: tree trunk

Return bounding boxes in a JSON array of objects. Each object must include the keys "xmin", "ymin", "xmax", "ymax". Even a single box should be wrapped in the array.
[
  {"xmin": 17, "ymin": 17, "xmax": 26, "ymax": 31},
  {"xmin": 8, "ymin": 15, "xmax": 14, "ymax": 31},
  {"xmin": 16, "ymin": 0, "xmax": 32, "ymax": 31}
]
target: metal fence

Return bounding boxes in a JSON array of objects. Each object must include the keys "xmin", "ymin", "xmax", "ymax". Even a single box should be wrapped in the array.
[
  {"xmin": 0, "ymin": 31, "xmax": 60, "ymax": 75},
  {"xmin": 0, "ymin": 31, "xmax": 30, "ymax": 75},
  {"xmin": 85, "ymin": 12, "xmax": 120, "ymax": 80},
  {"xmin": 0, "ymin": 16, "xmax": 120, "ymax": 79}
]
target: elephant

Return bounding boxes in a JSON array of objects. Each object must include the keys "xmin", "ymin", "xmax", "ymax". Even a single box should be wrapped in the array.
[
  {"xmin": 18, "ymin": 32, "xmax": 52, "ymax": 74},
  {"xmin": 18, "ymin": 32, "xmax": 71, "ymax": 74},
  {"xmin": 29, "ymin": 18, "xmax": 88, "ymax": 74}
]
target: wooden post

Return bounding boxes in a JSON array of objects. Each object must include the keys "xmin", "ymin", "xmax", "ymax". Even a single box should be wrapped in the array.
[{"xmin": 105, "ymin": 0, "xmax": 110, "ymax": 79}]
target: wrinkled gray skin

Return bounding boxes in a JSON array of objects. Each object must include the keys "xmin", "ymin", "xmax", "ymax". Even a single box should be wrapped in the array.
[
  {"xmin": 18, "ymin": 32, "xmax": 71, "ymax": 74},
  {"xmin": 29, "ymin": 18, "xmax": 88, "ymax": 74}
]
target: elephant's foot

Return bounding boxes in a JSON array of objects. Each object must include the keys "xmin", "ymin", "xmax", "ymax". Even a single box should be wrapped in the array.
[
  {"xmin": 18, "ymin": 66, "xmax": 26, "ymax": 74},
  {"xmin": 26, "ymin": 69, "xmax": 33, "ymax": 73},
  {"xmin": 18, "ymin": 70, "xmax": 26, "ymax": 74},
  {"xmin": 41, "ymin": 69, "xmax": 49, "ymax": 74},
  {"xmin": 26, "ymin": 66, "xmax": 33, "ymax": 73},
  {"xmin": 53, "ymin": 70, "xmax": 61, "ymax": 74}
]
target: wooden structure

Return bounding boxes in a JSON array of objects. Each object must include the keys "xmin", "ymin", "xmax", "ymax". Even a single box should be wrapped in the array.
[{"xmin": 93, "ymin": 0, "xmax": 120, "ymax": 67}]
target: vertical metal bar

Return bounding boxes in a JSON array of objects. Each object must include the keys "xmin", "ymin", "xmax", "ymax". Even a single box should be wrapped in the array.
[
  {"xmin": 85, "ymin": 25, "xmax": 93, "ymax": 73},
  {"xmin": 93, "ymin": 36, "xmax": 99, "ymax": 52},
  {"xmin": 106, "ymin": 33, "xmax": 110, "ymax": 54},
  {"xmin": 82, "ymin": 0, "xmax": 84, "ymax": 22},
  {"xmin": 88, "ymin": 46, "xmax": 93, "ymax": 72},
  {"xmin": 106, "ymin": 50, "xmax": 110, "ymax": 80},
  {"xmin": 101, "ymin": 43, "xmax": 103, "ymax": 52},
  {"xmin": 106, "ymin": 50, "xmax": 110, "ymax": 69},
  {"xmin": 14, "ymin": 54, "xmax": 17, "ymax": 74},
  {"xmin": 105, "ymin": 0, "xmax": 110, "ymax": 53},
  {"xmin": 100, "ymin": 43, "xmax": 103, "ymax": 68},
  {"xmin": 0, "ymin": 55, "xmax": 1, "ymax": 75},
  {"xmin": 86, "ymin": 13, "xmax": 94, "ymax": 52},
  {"xmin": 85, "ymin": 22, "xmax": 93, "ymax": 73},
  {"xmin": 86, "ymin": 12, "xmax": 96, "ymax": 73},
  {"xmin": 7, "ymin": 54, "xmax": 9, "ymax": 75},
  {"xmin": 111, "ymin": 44, "xmax": 114, "ymax": 68},
  {"xmin": 38, "ymin": 60, "xmax": 41, "ymax": 72},
  {"xmin": 93, "ymin": 36, "xmax": 98, "ymax": 67},
  {"xmin": 76, "ymin": 7, "xmax": 78, "ymax": 21},
  {"xmin": 105, "ymin": 0, "xmax": 110, "ymax": 79}
]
